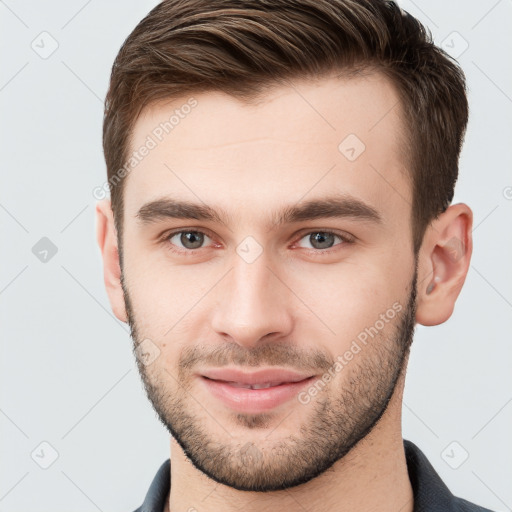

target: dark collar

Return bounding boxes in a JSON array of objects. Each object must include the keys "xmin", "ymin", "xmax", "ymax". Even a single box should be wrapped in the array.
[
  {"xmin": 403, "ymin": 439, "xmax": 492, "ymax": 511},
  {"xmin": 134, "ymin": 439, "xmax": 493, "ymax": 512}
]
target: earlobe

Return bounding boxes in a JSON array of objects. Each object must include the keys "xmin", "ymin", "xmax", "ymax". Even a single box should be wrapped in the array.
[
  {"xmin": 95, "ymin": 199, "xmax": 128, "ymax": 323},
  {"xmin": 415, "ymin": 203, "xmax": 473, "ymax": 327}
]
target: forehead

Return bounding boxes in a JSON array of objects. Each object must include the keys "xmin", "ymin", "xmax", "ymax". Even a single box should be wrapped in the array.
[{"xmin": 123, "ymin": 72, "xmax": 411, "ymax": 231}]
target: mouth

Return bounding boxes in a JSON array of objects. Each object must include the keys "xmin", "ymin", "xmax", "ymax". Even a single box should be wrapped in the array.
[
  {"xmin": 202, "ymin": 378, "xmax": 298, "ymax": 390},
  {"xmin": 199, "ymin": 367, "xmax": 315, "ymax": 386},
  {"xmin": 197, "ymin": 369, "xmax": 316, "ymax": 413}
]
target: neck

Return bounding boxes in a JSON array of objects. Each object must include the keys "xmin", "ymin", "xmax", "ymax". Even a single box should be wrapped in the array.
[{"xmin": 167, "ymin": 379, "xmax": 413, "ymax": 512}]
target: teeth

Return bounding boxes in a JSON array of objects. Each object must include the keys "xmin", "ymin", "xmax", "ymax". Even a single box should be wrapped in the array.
[
  {"xmin": 250, "ymin": 383, "xmax": 278, "ymax": 389},
  {"xmin": 227, "ymin": 381, "xmax": 284, "ymax": 389}
]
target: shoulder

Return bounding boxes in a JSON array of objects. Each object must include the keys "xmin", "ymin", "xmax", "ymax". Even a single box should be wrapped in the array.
[
  {"xmin": 130, "ymin": 459, "xmax": 170, "ymax": 512},
  {"xmin": 451, "ymin": 496, "xmax": 496, "ymax": 511},
  {"xmin": 403, "ymin": 439, "xmax": 497, "ymax": 512}
]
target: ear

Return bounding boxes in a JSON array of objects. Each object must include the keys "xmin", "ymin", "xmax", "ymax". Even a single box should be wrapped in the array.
[
  {"xmin": 95, "ymin": 198, "xmax": 128, "ymax": 323},
  {"xmin": 415, "ymin": 203, "xmax": 473, "ymax": 326}
]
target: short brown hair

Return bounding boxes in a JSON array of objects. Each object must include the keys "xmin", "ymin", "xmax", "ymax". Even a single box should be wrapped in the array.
[{"xmin": 103, "ymin": 0, "xmax": 468, "ymax": 255}]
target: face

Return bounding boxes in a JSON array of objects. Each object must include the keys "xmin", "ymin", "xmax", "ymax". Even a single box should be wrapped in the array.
[{"xmin": 120, "ymin": 72, "xmax": 418, "ymax": 491}]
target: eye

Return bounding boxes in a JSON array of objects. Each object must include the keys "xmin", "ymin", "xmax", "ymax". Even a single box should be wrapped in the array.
[
  {"xmin": 161, "ymin": 228, "xmax": 355, "ymax": 256},
  {"xmin": 295, "ymin": 230, "xmax": 354, "ymax": 252},
  {"xmin": 165, "ymin": 230, "xmax": 214, "ymax": 253}
]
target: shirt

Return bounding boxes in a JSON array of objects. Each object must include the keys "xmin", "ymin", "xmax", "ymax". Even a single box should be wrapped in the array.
[{"xmin": 132, "ymin": 439, "xmax": 495, "ymax": 512}]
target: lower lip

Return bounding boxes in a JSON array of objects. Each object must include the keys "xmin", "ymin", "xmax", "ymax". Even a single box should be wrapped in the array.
[{"xmin": 199, "ymin": 376, "xmax": 315, "ymax": 414}]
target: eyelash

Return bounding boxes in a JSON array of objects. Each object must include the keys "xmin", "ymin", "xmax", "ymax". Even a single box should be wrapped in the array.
[{"xmin": 160, "ymin": 228, "xmax": 355, "ymax": 257}]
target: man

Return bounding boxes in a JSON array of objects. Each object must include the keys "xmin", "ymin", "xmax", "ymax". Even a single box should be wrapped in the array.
[{"xmin": 96, "ymin": 1, "xmax": 494, "ymax": 511}]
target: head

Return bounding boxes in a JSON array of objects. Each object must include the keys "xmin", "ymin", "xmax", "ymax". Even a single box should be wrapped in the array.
[{"xmin": 97, "ymin": 0, "xmax": 473, "ymax": 492}]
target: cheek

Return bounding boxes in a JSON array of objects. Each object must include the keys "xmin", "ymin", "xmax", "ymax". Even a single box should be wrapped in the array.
[
  {"xmin": 282, "ymin": 258, "xmax": 408, "ymax": 342},
  {"xmin": 122, "ymin": 252, "xmax": 217, "ymax": 343}
]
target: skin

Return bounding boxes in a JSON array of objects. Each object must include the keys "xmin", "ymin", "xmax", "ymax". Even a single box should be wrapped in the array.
[{"xmin": 96, "ymin": 71, "xmax": 473, "ymax": 512}]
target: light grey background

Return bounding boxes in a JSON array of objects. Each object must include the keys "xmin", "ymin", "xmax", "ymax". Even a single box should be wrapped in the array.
[{"xmin": 1, "ymin": 1, "xmax": 511, "ymax": 511}]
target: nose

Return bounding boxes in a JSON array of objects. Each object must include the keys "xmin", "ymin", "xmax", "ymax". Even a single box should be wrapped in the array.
[{"xmin": 211, "ymin": 252, "xmax": 294, "ymax": 349}]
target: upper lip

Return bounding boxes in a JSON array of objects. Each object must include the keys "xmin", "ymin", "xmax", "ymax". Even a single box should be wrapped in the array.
[{"xmin": 199, "ymin": 368, "xmax": 315, "ymax": 386}]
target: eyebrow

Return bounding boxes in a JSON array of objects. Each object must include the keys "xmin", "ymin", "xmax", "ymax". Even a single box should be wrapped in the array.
[{"xmin": 135, "ymin": 194, "xmax": 383, "ymax": 230}]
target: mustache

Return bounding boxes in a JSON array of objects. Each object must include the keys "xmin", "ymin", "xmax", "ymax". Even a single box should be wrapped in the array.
[{"xmin": 178, "ymin": 342, "xmax": 335, "ymax": 374}]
